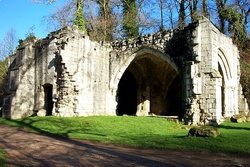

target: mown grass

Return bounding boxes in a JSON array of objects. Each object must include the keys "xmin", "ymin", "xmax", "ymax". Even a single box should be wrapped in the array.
[
  {"xmin": 0, "ymin": 116, "xmax": 250, "ymax": 155},
  {"xmin": 0, "ymin": 150, "xmax": 5, "ymax": 167}
]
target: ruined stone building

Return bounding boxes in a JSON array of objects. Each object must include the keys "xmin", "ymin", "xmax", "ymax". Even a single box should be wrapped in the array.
[{"xmin": 2, "ymin": 17, "xmax": 249, "ymax": 124}]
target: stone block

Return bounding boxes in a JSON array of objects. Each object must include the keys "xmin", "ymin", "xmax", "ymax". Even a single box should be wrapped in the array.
[
  {"xmin": 188, "ymin": 126, "xmax": 220, "ymax": 137},
  {"xmin": 230, "ymin": 115, "xmax": 247, "ymax": 123},
  {"xmin": 37, "ymin": 109, "xmax": 46, "ymax": 117}
]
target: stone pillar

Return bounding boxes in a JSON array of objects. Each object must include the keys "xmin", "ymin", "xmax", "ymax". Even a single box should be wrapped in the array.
[
  {"xmin": 136, "ymin": 84, "xmax": 150, "ymax": 116},
  {"xmin": 215, "ymin": 77, "xmax": 222, "ymax": 121},
  {"xmin": 37, "ymin": 86, "xmax": 46, "ymax": 116}
]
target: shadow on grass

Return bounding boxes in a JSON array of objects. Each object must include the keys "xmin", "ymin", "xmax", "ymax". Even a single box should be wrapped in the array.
[
  {"xmin": 0, "ymin": 118, "xmax": 177, "ymax": 167},
  {"xmin": 9, "ymin": 117, "xmax": 70, "ymax": 137},
  {"xmin": 219, "ymin": 124, "xmax": 250, "ymax": 131}
]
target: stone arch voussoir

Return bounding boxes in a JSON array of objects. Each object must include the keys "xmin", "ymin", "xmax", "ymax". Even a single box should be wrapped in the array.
[{"xmin": 217, "ymin": 48, "xmax": 232, "ymax": 82}]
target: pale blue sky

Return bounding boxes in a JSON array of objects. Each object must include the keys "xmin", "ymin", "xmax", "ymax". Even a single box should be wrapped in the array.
[{"xmin": 0, "ymin": 0, "xmax": 66, "ymax": 40}]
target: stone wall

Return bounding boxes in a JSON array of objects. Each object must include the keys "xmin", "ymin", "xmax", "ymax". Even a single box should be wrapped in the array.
[
  {"xmin": 186, "ymin": 18, "xmax": 246, "ymax": 124},
  {"xmin": 3, "ymin": 41, "xmax": 36, "ymax": 119},
  {"xmin": 3, "ymin": 26, "xmax": 112, "ymax": 118},
  {"xmin": 3, "ymin": 17, "xmax": 248, "ymax": 124}
]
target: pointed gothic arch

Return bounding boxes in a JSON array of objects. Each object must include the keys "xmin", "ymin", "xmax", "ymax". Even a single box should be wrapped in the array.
[
  {"xmin": 111, "ymin": 47, "xmax": 183, "ymax": 117},
  {"xmin": 217, "ymin": 48, "xmax": 232, "ymax": 82}
]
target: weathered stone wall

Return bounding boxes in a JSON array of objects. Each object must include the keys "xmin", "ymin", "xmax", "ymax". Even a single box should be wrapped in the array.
[
  {"xmin": 3, "ymin": 26, "xmax": 112, "ymax": 118},
  {"xmin": 3, "ymin": 42, "xmax": 36, "ymax": 119},
  {"xmin": 187, "ymin": 17, "xmax": 246, "ymax": 124},
  {"xmin": 3, "ymin": 17, "xmax": 248, "ymax": 124},
  {"xmin": 44, "ymin": 27, "xmax": 112, "ymax": 117}
]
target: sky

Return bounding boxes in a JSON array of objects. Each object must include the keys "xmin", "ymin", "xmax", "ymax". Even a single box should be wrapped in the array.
[{"xmin": 0, "ymin": 0, "xmax": 66, "ymax": 41}]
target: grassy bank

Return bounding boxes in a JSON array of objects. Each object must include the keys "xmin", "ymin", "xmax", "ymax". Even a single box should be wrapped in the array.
[{"xmin": 0, "ymin": 116, "xmax": 249, "ymax": 155}]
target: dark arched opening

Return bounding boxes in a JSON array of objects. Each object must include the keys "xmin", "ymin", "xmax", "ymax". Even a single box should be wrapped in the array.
[
  {"xmin": 165, "ymin": 75, "xmax": 183, "ymax": 119},
  {"xmin": 218, "ymin": 63, "xmax": 225, "ymax": 116},
  {"xmin": 117, "ymin": 69, "xmax": 137, "ymax": 116},
  {"xmin": 43, "ymin": 84, "xmax": 53, "ymax": 116}
]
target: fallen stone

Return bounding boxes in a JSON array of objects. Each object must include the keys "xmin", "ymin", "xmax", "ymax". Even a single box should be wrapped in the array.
[
  {"xmin": 37, "ymin": 109, "xmax": 46, "ymax": 117},
  {"xmin": 230, "ymin": 115, "xmax": 247, "ymax": 123},
  {"xmin": 188, "ymin": 126, "xmax": 219, "ymax": 137}
]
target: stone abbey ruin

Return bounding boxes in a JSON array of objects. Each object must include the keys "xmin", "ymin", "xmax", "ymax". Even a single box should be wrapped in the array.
[{"xmin": 2, "ymin": 17, "xmax": 249, "ymax": 124}]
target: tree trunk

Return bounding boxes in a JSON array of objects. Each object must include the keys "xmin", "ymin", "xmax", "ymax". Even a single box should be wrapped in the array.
[
  {"xmin": 159, "ymin": 0, "xmax": 164, "ymax": 30},
  {"xmin": 202, "ymin": 0, "xmax": 209, "ymax": 18},
  {"xmin": 98, "ymin": 0, "xmax": 113, "ymax": 41},
  {"xmin": 190, "ymin": 0, "xmax": 198, "ymax": 22},
  {"xmin": 216, "ymin": 0, "xmax": 227, "ymax": 33},
  {"xmin": 178, "ymin": 0, "xmax": 186, "ymax": 29}
]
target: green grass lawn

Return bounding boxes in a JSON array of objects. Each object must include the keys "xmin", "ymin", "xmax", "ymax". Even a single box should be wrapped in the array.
[
  {"xmin": 0, "ymin": 116, "xmax": 250, "ymax": 155},
  {"xmin": 0, "ymin": 150, "xmax": 5, "ymax": 167}
]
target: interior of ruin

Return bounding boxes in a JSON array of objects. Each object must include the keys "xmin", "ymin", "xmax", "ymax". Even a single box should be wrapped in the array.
[{"xmin": 116, "ymin": 53, "xmax": 184, "ymax": 118}]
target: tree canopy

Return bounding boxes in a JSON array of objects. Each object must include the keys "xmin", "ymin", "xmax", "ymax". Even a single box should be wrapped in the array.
[{"xmin": 38, "ymin": 0, "xmax": 249, "ymax": 44}]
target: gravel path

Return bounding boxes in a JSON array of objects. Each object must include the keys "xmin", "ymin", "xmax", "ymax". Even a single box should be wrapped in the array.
[{"xmin": 0, "ymin": 125, "xmax": 249, "ymax": 167}]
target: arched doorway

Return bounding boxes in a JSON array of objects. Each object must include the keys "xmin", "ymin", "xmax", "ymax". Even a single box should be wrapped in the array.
[
  {"xmin": 115, "ymin": 51, "xmax": 182, "ymax": 118},
  {"xmin": 218, "ymin": 63, "xmax": 225, "ymax": 116},
  {"xmin": 217, "ymin": 49, "xmax": 232, "ymax": 118},
  {"xmin": 43, "ymin": 84, "xmax": 53, "ymax": 116}
]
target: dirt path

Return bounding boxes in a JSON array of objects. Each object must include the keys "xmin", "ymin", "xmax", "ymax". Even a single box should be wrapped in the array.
[{"xmin": 0, "ymin": 125, "xmax": 249, "ymax": 167}]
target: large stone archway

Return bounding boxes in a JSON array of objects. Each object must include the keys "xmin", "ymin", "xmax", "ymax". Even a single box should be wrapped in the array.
[
  {"xmin": 215, "ymin": 48, "xmax": 235, "ymax": 119},
  {"xmin": 113, "ymin": 48, "xmax": 183, "ymax": 118}
]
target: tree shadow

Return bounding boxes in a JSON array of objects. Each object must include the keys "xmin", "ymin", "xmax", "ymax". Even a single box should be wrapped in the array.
[
  {"xmin": 0, "ymin": 118, "xmax": 178, "ymax": 167},
  {"xmin": 218, "ymin": 124, "xmax": 250, "ymax": 131}
]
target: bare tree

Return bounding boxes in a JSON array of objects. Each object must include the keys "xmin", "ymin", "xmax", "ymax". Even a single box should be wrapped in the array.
[
  {"xmin": 164, "ymin": 0, "xmax": 179, "ymax": 29},
  {"xmin": 35, "ymin": 0, "xmax": 87, "ymax": 32},
  {"xmin": 189, "ymin": 0, "xmax": 198, "ymax": 22},
  {"xmin": 0, "ymin": 28, "xmax": 17, "ymax": 60},
  {"xmin": 176, "ymin": 0, "xmax": 189, "ymax": 29},
  {"xmin": 0, "ymin": 28, "xmax": 17, "ymax": 94},
  {"xmin": 92, "ymin": 0, "xmax": 116, "ymax": 41},
  {"xmin": 44, "ymin": 1, "xmax": 75, "ymax": 31},
  {"xmin": 202, "ymin": 0, "xmax": 209, "ymax": 18},
  {"xmin": 159, "ymin": 0, "xmax": 165, "ymax": 30}
]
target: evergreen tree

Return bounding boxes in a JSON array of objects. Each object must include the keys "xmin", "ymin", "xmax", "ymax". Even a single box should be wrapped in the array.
[
  {"xmin": 222, "ymin": 7, "xmax": 248, "ymax": 47},
  {"xmin": 122, "ymin": 0, "xmax": 139, "ymax": 38},
  {"xmin": 216, "ymin": 0, "xmax": 227, "ymax": 33}
]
